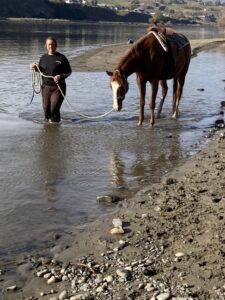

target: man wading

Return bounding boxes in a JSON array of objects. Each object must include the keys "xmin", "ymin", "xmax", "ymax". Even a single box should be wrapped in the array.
[{"xmin": 30, "ymin": 37, "xmax": 72, "ymax": 123}]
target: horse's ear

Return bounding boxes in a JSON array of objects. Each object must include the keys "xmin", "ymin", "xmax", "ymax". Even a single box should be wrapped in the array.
[{"xmin": 106, "ymin": 71, "xmax": 113, "ymax": 76}]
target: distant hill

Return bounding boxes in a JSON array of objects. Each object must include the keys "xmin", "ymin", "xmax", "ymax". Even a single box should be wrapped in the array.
[
  {"xmin": 0, "ymin": 0, "xmax": 199, "ymax": 24},
  {"xmin": 0, "ymin": 0, "xmax": 150, "ymax": 22}
]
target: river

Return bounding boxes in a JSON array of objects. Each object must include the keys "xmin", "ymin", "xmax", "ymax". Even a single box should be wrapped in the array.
[{"xmin": 0, "ymin": 20, "xmax": 224, "ymax": 261}]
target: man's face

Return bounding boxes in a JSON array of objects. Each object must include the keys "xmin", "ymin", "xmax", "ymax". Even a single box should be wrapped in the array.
[{"xmin": 46, "ymin": 39, "xmax": 57, "ymax": 55}]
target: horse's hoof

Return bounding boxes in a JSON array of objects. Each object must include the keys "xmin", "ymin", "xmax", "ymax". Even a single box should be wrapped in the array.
[{"xmin": 172, "ymin": 113, "xmax": 177, "ymax": 119}]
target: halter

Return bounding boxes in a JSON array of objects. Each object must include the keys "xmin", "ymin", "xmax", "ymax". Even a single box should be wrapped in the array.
[{"xmin": 114, "ymin": 69, "xmax": 128, "ymax": 98}]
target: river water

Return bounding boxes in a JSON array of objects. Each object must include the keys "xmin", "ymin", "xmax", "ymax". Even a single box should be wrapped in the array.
[{"xmin": 0, "ymin": 20, "xmax": 224, "ymax": 261}]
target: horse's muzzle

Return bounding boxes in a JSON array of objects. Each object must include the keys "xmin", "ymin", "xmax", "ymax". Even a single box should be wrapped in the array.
[{"xmin": 113, "ymin": 96, "xmax": 123, "ymax": 111}]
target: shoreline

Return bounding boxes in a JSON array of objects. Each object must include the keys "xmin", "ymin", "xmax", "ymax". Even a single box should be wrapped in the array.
[
  {"xmin": 70, "ymin": 38, "xmax": 225, "ymax": 72},
  {"xmin": 1, "ymin": 38, "xmax": 225, "ymax": 299}
]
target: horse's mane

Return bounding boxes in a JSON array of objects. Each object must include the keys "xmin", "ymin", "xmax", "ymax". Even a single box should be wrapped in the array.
[{"xmin": 116, "ymin": 34, "xmax": 151, "ymax": 70}]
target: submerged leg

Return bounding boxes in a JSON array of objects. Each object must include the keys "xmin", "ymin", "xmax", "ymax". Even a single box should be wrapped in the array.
[
  {"xmin": 157, "ymin": 80, "xmax": 168, "ymax": 118},
  {"xmin": 150, "ymin": 80, "xmax": 159, "ymax": 128},
  {"xmin": 42, "ymin": 85, "xmax": 51, "ymax": 120},
  {"xmin": 50, "ymin": 85, "xmax": 65, "ymax": 122},
  {"xmin": 136, "ymin": 74, "xmax": 146, "ymax": 126}
]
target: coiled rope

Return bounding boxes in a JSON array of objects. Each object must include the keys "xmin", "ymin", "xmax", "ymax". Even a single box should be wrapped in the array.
[{"xmin": 31, "ymin": 64, "xmax": 114, "ymax": 120}]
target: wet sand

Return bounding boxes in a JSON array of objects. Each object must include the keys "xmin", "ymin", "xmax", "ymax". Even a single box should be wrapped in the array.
[
  {"xmin": 1, "ymin": 38, "xmax": 225, "ymax": 300},
  {"xmin": 70, "ymin": 38, "xmax": 225, "ymax": 72}
]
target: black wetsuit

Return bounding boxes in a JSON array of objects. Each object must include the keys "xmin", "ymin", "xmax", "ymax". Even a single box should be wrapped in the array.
[{"xmin": 38, "ymin": 52, "xmax": 72, "ymax": 122}]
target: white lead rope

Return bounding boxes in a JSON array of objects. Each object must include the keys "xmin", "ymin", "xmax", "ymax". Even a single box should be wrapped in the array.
[{"xmin": 31, "ymin": 64, "xmax": 114, "ymax": 120}]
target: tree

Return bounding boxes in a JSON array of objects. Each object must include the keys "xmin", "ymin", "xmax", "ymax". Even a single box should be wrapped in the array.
[
  {"xmin": 130, "ymin": 0, "xmax": 140, "ymax": 10},
  {"xmin": 151, "ymin": 11, "xmax": 166, "ymax": 23}
]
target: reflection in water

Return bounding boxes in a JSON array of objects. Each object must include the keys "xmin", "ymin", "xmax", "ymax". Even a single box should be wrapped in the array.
[
  {"xmin": 108, "ymin": 125, "xmax": 183, "ymax": 199},
  {"xmin": 44, "ymin": 181, "xmax": 57, "ymax": 203},
  {"xmin": 35, "ymin": 124, "xmax": 68, "ymax": 208},
  {"xmin": 109, "ymin": 152, "xmax": 126, "ymax": 188}
]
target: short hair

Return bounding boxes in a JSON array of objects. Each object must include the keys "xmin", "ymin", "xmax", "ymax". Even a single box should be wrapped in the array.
[{"xmin": 45, "ymin": 37, "xmax": 57, "ymax": 47}]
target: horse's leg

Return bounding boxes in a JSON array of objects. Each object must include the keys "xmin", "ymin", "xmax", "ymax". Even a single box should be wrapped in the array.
[
  {"xmin": 172, "ymin": 75, "xmax": 185, "ymax": 118},
  {"xmin": 150, "ymin": 80, "xmax": 159, "ymax": 128},
  {"xmin": 157, "ymin": 80, "xmax": 168, "ymax": 118},
  {"xmin": 172, "ymin": 77, "xmax": 178, "ymax": 116},
  {"xmin": 136, "ymin": 74, "xmax": 146, "ymax": 126}
]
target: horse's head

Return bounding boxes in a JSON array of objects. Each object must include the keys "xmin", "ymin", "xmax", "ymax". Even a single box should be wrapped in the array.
[{"xmin": 106, "ymin": 69, "xmax": 129, "ymax": 111}]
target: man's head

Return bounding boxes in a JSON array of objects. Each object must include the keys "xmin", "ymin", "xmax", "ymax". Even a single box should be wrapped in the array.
[{"xmin": 45, "ymin": 37, "xmax": 57, "ymax": 55}]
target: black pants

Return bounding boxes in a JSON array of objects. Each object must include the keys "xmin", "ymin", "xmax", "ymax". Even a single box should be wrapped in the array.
[{"xmin": 41, "ymin": 84, "xmax": 66, "ymax": 122}]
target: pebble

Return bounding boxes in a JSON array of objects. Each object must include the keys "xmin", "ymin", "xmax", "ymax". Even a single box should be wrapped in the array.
[
  {"xmin": 112, "ymin": 218, "xmax": 123, "ymax": 227},
  {"xmin": 145, "ymin": 283, "xmax": 155, "ymax": 292},
  {"xmin": 116, "ymin": 269, "xmax": 132, "ymax": 281},
  {"xmin": 37, "ymin": 269, "xmax": 48, "ymax": 277},
  {"xmin": 70, "ymin": 295, "xmax": 84, "ymax": 300},
  {"xmin": 59, "ymin": 290, "xmax": 68, "ymax": 300},
  {"xmin": 97, "ymin": 195, "xmax": 122, "ymax": 203},
  {"xmin": 43, "ymin": 273, "xmax": 52, "ymax": 279},
  {"xmin": 110, "ymin": 226, "xmax": 124, "ymax": 234},
  {"xmin": 105, "ymin": 275, "xmax": 113, "ymax": 282},
  {"xmin": 156, "ymin": 292, "xmax": 171, "ymax": 300},
  {"xmin": 6, "ymin": 285, "xmax": 17, "ymax": 291},
  {"xmin": 47, "ymin": 276, "xmax": 57, "ymax": 284},
  {"xmin": 175, "ymin": 252, "xmax": 185, "ymax": 257}
]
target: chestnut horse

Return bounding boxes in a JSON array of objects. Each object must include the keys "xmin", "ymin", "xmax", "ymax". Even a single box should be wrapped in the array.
[{"xmin": 106, "ymin": 26, "xmax": 191, "ymax": 127}]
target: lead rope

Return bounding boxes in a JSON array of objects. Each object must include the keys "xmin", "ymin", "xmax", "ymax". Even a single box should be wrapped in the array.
[
  {"xmin": 31, "ymin": 64, "xmax": 114, "ymax": 120},
  {"xmin": 30, "ymin": 68, "xmax": 41, "ymax": 104}
]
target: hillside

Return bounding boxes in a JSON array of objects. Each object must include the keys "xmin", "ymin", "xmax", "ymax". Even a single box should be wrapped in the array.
[
  {"xmin": 0, "ymin": 0, "xmax": 224, "ymax": 24},
  {"xmin": 97, "ymin": 0, "xmax": 225, "ymax": 24},
  {"xmin": 0, "ymin": 0, "xmax": 148, "ymax": 22}
]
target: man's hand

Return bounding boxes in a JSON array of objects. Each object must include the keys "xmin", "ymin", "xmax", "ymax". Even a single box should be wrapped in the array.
[
  {"xmin": 53, "ymin": 75, "xmax": 61, "ymax": 83},
  {"xmin": 30, "ymin": 63, "xmax": 37, "ymax": 70}
]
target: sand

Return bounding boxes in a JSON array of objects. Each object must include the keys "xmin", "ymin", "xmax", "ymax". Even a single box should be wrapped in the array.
[
  {"xmin": 1, "ymin": 37, "xmax": 225, "ymax": 300},
  {"xmin": 70, "ymin": 38, "xmax": 225, "ymax": 72}
]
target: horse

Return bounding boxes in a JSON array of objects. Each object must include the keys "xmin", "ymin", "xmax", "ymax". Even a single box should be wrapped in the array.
[{"xmin": 106, "ymin": 26, "xmax": 191, "ymax": 127}]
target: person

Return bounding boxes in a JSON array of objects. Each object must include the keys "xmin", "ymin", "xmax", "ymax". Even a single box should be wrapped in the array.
[
  {"xmin": 30, "ymin": 37, "xmax": 72, "ymax": 123},
  {"xmin": 127, "ymin": 37, "xmax": 134, "ymax": 44}
]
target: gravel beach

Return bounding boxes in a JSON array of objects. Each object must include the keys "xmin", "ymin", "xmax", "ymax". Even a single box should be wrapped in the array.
[{"xmin": 1, "ymin": 37, "xmax": 225, "ymax": 300}]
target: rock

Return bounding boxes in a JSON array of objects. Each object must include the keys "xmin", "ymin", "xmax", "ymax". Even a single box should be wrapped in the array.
[
  {"xmin": 110, "ymin": 226, "xmax": 124, "ymax": 235},
  {"xmin": 97, "ymin": 194, "xmax": 122, "ymax": 204},
  {"xmin": 145, "ymin": 283, "xmax": 155, "ymax": 292},
  {"xmin": 221, "ymin": 100, "xmax": 225, "ymax": 108},
  {"xmin": 215, "ymin": 119, "xmax": 224, "ymax": 129},
  {"xmin": 164, "ymin": 178, "xmax": 177, "ymax": 185},
  {"xmin": 37, "ymin": 269, "xmax": 48, "ymax": 277},
  {"xmin": 156, "ymin": 292, "xmax": 171, "ymax": 300},
  {"xmin": 59, "ymin": 290, "xmax": 68, "ymax": 300},
  {"xmin": 116, "ymin": 269, "xmax": 132, "ymax": 281},
  {"xmin": 142, "ymin": 268, "xmax": 157, "ymax": 276},
  {"xmin": 175, "ymin": 252, "xmax": 185, "ymax": 257},
  {"xmin": 112, "ymin": 218, "xmax": 123, "ymax": 227},
  {"xmin": 104, "ymin": 275, "xmax": 113, "ymax": 282},
  {"xmin": 47, "ymin": 276, "xmax": 57, "ymax": 284},
  {"xmin": 43, "ymin": 273, "xmax": 52, "ymax": 279},
  {"xmin": 6, "ymin": 285, "xmax": 17, "ymax": 291},
  {"xmin": 70, "ymin": 295, "xmax": 84, "ymax": 300}
]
